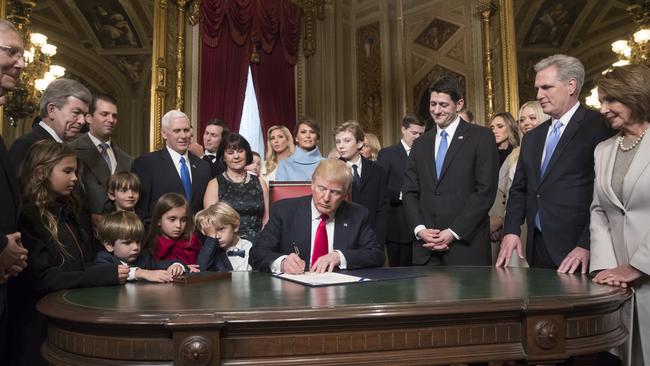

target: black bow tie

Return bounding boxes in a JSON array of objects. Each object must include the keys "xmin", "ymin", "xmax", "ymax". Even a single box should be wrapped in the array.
[
  {"xmin": 202, "ymin": 155, "xmax": 216, "ymax": 163},
  {"xmin": 226, "ymin": 249, "xmax": 245, "ymax": 258}
]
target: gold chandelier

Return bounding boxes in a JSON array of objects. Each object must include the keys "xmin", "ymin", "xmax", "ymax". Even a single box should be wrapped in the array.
[
  {"xmin": 4, "ymin": 1, "xmax": 65, "ymax": 127},
  {"xmin": 611, "ymin": 1, "xmax": 650, "ymax": 67}
]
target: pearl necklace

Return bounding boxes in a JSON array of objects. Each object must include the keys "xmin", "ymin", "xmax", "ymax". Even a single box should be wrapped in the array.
[{"xmin": 618, "ymin": 128, "xmax": 647, "ymax": 152}]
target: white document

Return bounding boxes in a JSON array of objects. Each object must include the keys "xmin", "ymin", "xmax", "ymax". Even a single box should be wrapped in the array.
[{"xmin": 274, "ymin": 271, "xmax": 370, "ymax": 286}]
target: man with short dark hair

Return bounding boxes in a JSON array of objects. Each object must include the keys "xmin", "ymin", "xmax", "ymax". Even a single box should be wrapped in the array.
[
  {"xmin": 250, "ymin": 159, "xmax": 384, "ymax": 274},
  {"xmin": 132, "ymin": 110, "xmax": 212, "ymax": 222},
  {"xmin": 8, "ymin": 78, "xmax": 92, "ymax": 169},
  {"xmin": 403, "ymin": 75, "xmax": 498, "ymax": 266},
  {"xmin": 202, "ymin": 118, "xmax": 229, "ymax": 176},
  {"xmin": 377, "ymin": 114, "xmax": 425, "ymax": 266},
  {"xmin": 497, "ymin": 54, "xmax": 613, "ymax": 273},
  {"xmin": 0, "ymin": 18, "xmax": 28, "ymax": 358},
  {"xmin": 68, "ymin": 94, "xmax": 133, "ymax": 220}
]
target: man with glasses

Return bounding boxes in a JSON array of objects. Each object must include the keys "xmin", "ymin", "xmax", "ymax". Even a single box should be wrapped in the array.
[
  {"xmin": 0, "ymin": 19, "xmax": 28, "ymax": 358},
  {"xmin": 250, "ymin": 159, "xmax": 384, "ymax": 274}
]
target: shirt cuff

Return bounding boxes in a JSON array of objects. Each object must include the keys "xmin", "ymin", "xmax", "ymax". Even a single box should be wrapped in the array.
[
  {"xmin": 128, "ymin": 267, "xmax": 137, "ymax": 281},
  {"xmin": 271, "ymin": 255, "xmax": 287, "ymax": 273},
  {"xmin": 170, "ymin": 262, "xmax": 186, "ymax": 272},
  {"xmin": 334, "ymin": 250, "xmax": 347, "ymax": 270},
  {"xmin": 414, "ymin": 225, "xmax": 426, "ymax": 239},
  {"xmin": 447, "ymin": 228, "xmax": 460, "ymax": 240}
]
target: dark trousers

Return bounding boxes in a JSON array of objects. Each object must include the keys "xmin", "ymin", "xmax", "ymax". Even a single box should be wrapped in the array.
[
  {"xmin": 386, "ymin": 241, "xmax": 412, "ymax": 267},
  {"xmin": 531, "ymin": 228, "xmax": 557, "ymax": 269}
]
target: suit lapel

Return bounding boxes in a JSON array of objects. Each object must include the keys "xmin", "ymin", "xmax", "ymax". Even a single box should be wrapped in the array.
[
  {"xmin": 532, "ymin": 120, "xmax": 551, "ymax": 185},
  {"xmin": 113, "ymin": 145, "xmax": 132, "ymax": 171},
  {"xmin": 294, "ymin": 198, "xmax": 313, "ymax": 261},
  {"xmin": 599, "ymin": 138, "xmax": 624, "ymax": 210},
  {"xmin": 333, "ymin": 201, "xmax": 351, "ymax": 250},
  {"xmin": 188, "ymin": 154, "xmax": 203, "ymax": 201},
  {"xmin": 76, "ymin": 135, "xmax": 111, "ymax": 181},
  {"xmin": 541, "ymin": 107, "xmax": 585, "ymax": 183},
  {"xmin": 420, "ymin": 133, "xmax": 438, "ymax": 186},
  {"xmin": 359, "ymin": 157, "xmax": 371, "ymax": 189},
  {"xmin": 437, "ymin": 121, "xmax": 469, "ymax": 183},
  {"xmin": 622, "ymin": 133, "xmax": 650, "ymax": 206},
  {"xmin": 160, "ymin": 150, "xmax": 184, "ymax": 191}
]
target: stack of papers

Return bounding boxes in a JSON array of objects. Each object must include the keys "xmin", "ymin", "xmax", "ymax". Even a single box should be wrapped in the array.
[{"xmin": 274, "ymin": 272, "xmax": 370, "ymax": 286}]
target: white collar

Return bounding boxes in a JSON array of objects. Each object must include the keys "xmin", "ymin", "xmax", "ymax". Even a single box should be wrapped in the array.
[
  {"xmin": 311, "ymin": 199, "xmax": 337, "ymax": 220},
  {"xmin": 38, "ymin": 121, "xmax": 63, "ymax": 143},
  {"xmin": 166, "ymin": 146, "xmax": 189, "ymax": 164},
  {"xmin": 436, "ymin": 115, "xmax": 461, "ymax": 138},
  {"xmin": 554, "ymin": 102, "xmax": 580, "ymax": 127},
  {"xmin": 88, "ymin": 132, "xmax": 111, "ymax": 147}
]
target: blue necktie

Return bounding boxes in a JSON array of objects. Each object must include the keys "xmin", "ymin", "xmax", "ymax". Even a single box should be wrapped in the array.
[
  {"xmin": 535, "ymin": 121, "xmax": 562, "ymax": 230},
  {"xmin": 540, "ymin": 121, "xmax": 562, "ymax": 176},
  {"xmin": 435, "ymin": 130, "xmax": 448, "ymax": 178},
  {"xmin": 179, "ymin": 156, "xmax": 192, "ymax": 200}
]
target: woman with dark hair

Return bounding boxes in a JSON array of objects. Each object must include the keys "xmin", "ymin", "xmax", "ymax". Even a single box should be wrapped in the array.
[
  {"xmin": 590, "ymin": 64, "xmax": 650, "ymax": 364},
  {"xmin": 275, "ymin": 116, "xmax": 324, "ymax": 181},
  {"xmin": 203, "ymin": 133, "xmax": 269, "ymax": 242}
]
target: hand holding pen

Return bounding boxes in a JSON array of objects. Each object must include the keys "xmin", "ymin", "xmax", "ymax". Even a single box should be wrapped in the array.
[{"xmin": 280, "ymin": 243, "xmax": 306, "ymax": 274}]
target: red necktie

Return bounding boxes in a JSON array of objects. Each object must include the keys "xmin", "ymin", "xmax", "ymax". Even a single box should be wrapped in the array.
[{"xmin": 311, "ymin": 214, "xmax": 329, "ymax": 267}]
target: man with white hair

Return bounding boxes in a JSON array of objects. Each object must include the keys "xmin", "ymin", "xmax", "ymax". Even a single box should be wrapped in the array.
[
  {"xmin": 497, "ymin": 54, "xmax": 613, "ymax": 273},
  {"xmin": 132, "ymin": 110, "xmax": 212, "ymax": 222}
]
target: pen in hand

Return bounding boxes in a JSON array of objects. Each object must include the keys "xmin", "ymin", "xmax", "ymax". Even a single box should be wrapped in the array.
[{"xmin": 288, "ymin": 243, "xmax": 306, "ymax": 274}]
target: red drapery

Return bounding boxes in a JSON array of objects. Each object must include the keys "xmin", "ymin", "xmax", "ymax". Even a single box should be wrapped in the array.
[{"xmin": 199, "ymin": 0, "xmax": 301, "ymax": 140}]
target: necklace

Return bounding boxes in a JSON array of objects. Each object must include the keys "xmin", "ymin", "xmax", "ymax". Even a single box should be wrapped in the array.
[
  {"xmin": 618, "ymin": 127, "xmax": 648, "ymax": 152},
  {"xmin": 225, "ymin": 171, "xmax": 247, "ymax": 183}
]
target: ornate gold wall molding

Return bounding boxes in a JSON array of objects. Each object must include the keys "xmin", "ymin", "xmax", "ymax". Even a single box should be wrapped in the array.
[
  {"xmin": 478, "ymin": 0, "xmax": 496, "ymax": 122},
  {"xmin": 357, "ymin": 22, "xmax": 383, "ymax": 141},
  {"xmin": 188, "ymin": 0, "xmax": 201, "ymax": 26},
  {"xmin": 175, "ymin": 0, "xmax": 189, "ymax": 111},
  {"xmin": 150, "ymin": 0, "xmax": 169, "ymax": 150},
  {"xmin": 498, "ymin": 0, "xmax": 519, "ymax": 116}
]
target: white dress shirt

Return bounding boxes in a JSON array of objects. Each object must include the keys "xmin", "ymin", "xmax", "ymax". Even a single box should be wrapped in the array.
[
  {"xmin": 346, "ymin": 155, "xmax": 362, "ymax": 177},
  {"xmin": 166, "ymin": 146, "xmax": 193, "ymax": 181},
  {"xmin": 226, "ymin": 237, "xmax": 253, "ymax": 271},
  {"xmin": 540, "ymin": 102, "xmax": 579, "ymax": 168},
  {"xmin": 39, "ymin": 121, "xmax": 63, "ymax": 143}
]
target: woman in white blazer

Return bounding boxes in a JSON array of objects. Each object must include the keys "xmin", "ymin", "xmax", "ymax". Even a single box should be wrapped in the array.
[{"xmin": 590, "ymin": 64, "xmax": 650, "ymax": 365}]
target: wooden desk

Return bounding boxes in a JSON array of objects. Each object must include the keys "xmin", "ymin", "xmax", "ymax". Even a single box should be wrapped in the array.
[{"xmin": 38, "ymin": 267, "xmax": 631, "ymax": 365}]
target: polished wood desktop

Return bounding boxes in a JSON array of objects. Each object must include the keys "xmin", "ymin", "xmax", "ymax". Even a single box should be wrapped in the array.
[{"xmin": 38, "ymin": 267, "xmax": 631, "ymax": 365}]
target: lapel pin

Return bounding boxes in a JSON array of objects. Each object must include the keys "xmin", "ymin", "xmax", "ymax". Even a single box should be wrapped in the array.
[
  {"xmin": 458, "ymin": 136, "xmax": 464, "ymax": 140},
  {"xmin": 343, "ymin": 223, "xmax": 348, "ymax": 227},
  {"xmin": 192, "ymin": 164, "xmax": 197, "ymax": 169}
]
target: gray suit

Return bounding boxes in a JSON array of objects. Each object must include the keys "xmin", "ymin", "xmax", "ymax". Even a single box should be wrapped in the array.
[{"xmin": 68, "ymin": 133, "xmax": 133, "ymax": 213}]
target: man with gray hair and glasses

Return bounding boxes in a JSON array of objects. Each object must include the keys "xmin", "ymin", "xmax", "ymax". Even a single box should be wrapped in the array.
[
  {"xmin": 0, "ymin": 18, "xmax": 28, "ymax": 358},
  {"xmin": 497, "ymin": 54, "xmax": 613, "ymax": 273},
  {"xmin": 8, "ymin": 78, "xmax": 92, "ymax": 170}
]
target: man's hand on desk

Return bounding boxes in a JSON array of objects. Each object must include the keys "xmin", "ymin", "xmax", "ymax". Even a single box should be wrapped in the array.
[
  {"xmin": 310, "ymin": 252, "xmax": 341, "ymax": 273},
  {"xmin": 281, "ymin": 253, "xmax": 306, "ymax": 274},
  {"xmin": 557, "ymin": 246, "xmax": 590, "ymax": 274},
  {"xmin": 496, "ymin": 234, "xmax": 523, "ymax": 267}
]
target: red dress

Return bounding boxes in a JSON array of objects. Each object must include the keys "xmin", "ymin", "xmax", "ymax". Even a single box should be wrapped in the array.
[{"xmin": 154, "ymin": 233, "xmax": 201, "ymax": 265}]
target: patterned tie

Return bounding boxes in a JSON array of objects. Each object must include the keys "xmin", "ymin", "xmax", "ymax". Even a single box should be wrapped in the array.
[
  {"xmin": 352, "ymin": 164, "xmax": 361, "ymax": 187},
  {"xmin": 179, "ymin": 156, "xmax": 192, "ymax": 200},
  {"xmin": 435, "ymin": 130, "xmax": 448, "ymax": 178},
  {"xmin": 540, "ymin": 121, "xmax": 562, "ymax": 176},
  {"xmin": 98, "ymin": 142, "xmax": 112, "ymax": 172},
  {"xmin": 311, "ymin": 214, "xmax": 329, "ymax": 267}
]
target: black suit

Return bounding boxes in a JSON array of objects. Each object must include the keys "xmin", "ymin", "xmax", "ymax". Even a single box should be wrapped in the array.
[
  {"xmin": 377, "ymin": 142, "xmax": 412, "ymax": 266},
  {"xmin": 0, "ymin": 135, "xmax": 21, "ymax": 358},
  {"xmin": 249, "ymin": 196, "xmax": 384, "ymax": 272},
  {"xmin": 350, "ymin": 157, "xmax": 389, "ymax": 247},
  {"xmin": 132, "ymin": 149, "xmax": 212, "ymax": 222},
  {"xmin": 8, "ymin": 124, "xmax": 56, "ymax": 173},
  {"xmin": 68, "ymin": 133, "xmax": 133, "ymax": 214},
  {"xmin": 95, "ymin": 250, "xmax": 182, "ymax": 271},
  {"xmin": 197, "ymin": 237, "xmax": 234, "ymax": 272},
  {"xmin": 403, "ymin": 119, "xmax": 499, "ymax": 266},
  {"xmin": 503, "ymin": 105, "xmax": 613, "ymax": 267}
]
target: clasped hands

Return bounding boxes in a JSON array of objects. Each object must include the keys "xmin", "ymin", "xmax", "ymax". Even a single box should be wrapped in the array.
[
  {"xmin": 0, "ymin": 232, "xmax": 28, "ymax": 284},
  {"xmin": 281, "ymin": 252, "xmax": 341, "ymax": 274},
  {"xmin": 418, "ymin": 228, "xmax": 454, "ymax": 252}
]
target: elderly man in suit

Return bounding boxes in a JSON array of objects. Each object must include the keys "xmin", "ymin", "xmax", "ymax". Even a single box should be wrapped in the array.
[
  {"xmin": 8, "ymin": 78, "xmax": 91, "ymax": 170},
  {"xmin": 403, "ymin": 75, "xmax": 498, "ymax": 266},
  {"xmin": 0, "ymin": 19, "xmax": 28, "ymax": 358},
  {"xmin": 68, "ymin": 94, "xmax": 133, "ymax": 222},
  {"xmin": 132, "ymin": 110, "xmax": 212, "ymax": 222},
  {"xmin": 497, "ymin": 54, "xmax": 613, "ymax": 273},
  {"xmin": 377, "ymin": 114, "xmax": 425, "ymax": 266},
  {"xmin": 250, "ymin": 159, "xmax": 384, "ymax": 273}
]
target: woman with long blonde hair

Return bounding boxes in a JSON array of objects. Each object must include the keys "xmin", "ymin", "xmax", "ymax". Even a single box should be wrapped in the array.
[
  {"xmin": 262, "ymin": 125, "xmax": 294, "ymax": 181},
  {"xmin": 9, "ymin": 140, "xmax": 127, "ymax": 365}
]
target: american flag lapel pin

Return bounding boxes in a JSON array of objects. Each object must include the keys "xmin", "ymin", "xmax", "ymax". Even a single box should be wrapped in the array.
[
  {"xmin": 458, "ymin": 136, "xmax": 464, "ymax": 140},
  {"xmin": 192, "ymin": 164, "xmax": 197, "ymax": 168},
  {"xmin": 343, "ymin": 223, "xmax": 348, "ymax": 227}
]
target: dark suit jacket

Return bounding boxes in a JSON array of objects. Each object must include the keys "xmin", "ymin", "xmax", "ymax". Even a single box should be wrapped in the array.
[
  {"xmin": 403, "ymin": 119, "xmax": 499, "ymax": 265},
  {"xmin": 351, "ymin": 157, "xmax": 389, "ymax": 246},
  {"xmin": 0, "ymin": 135, "xmax": 20, "ymax": 253},
  {"xmin": 68, "ymin": 134, "xmax": 133, "ymax": 213},
  {"xmin": 503, "ymin": 105, "xmax": 613, "ymax": 266},
  {"xmin": 132, "ymin": 148, "xmax": 212, "ymax": 222},
  {"xmin": 377, "ymin": 142, "xmax": 412, "ymax": 243},
  {"xmin": 95, "ymin": 250, "xmax": 182, "ymax": 271},
  {"xmin": 249, "ymin": 196, "xmax": 385, "ymax": 272},
  {"xmin": 8, "ymin": 124, "xmax": 56, "ymax": 173},
  {"xmin": 196, "ymin": 237, "xmax": 233, "ymax": 272}
]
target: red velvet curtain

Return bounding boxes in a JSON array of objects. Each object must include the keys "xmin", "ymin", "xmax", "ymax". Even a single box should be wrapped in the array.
[{"xmin": 199, "ymin": 0, "xmax": 301, "ymax": 140}]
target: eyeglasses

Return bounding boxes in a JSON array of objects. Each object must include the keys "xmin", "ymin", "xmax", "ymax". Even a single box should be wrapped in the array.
[{"xmin": 0, "ymin": 45, "xmax": 25, "ymax": 62}]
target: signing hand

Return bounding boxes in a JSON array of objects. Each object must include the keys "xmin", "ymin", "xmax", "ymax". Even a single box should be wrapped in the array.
[
  {"xmin": 310, "ymin": 252, "xmax": 341, "ymax": 273},
  {"xmin": 281, "ymin": 253, "xmax": 305, "ymax": 274},
  {"xmin": 593, "ymin": 264, "xmax": 643, "ymax": 288},
  {"xmin": 496, "ymin": 234, "xmax": 523, "ymax": 267},
  {"xmin": 557, "ymin": 247, "xmax": 590, "ymax": 274}
]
